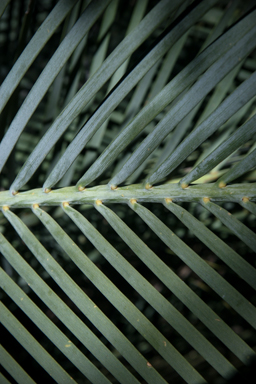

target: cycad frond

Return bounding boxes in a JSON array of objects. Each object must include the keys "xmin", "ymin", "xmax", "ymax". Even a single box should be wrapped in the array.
[{"xmin": 0, "ymin": 1, "xmax": 255, "ymax": 383}]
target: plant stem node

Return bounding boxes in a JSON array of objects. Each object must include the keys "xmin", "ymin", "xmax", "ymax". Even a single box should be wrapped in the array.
[
  {"xmin": 95, "ymin": 199, "xmax": 102, "ymax": 205},
  {"xmin": 2, "ymin": 205, "xmax": 9, "ymax": 211},
  {"xmin": 130, "ymin": 198, "xmax": 137, "ymax": 205},
  {"xmin": 165, "ymin": 198, "xmax": 172, "ymax": 203},
  {"xmin": 78, "ymin": 186, "xmax": 85, "ymax": 191},
  {"xmin": 203, "ymin": 197, "xmax": 210, "ymax": 203},
  {"xmin": 32, "ymin": 204, "xmax": 39, "ymax": 209},
  {"xmin": 181, "ymin": 183, "xmax": 188, "ymax": 189},
  {"xmin": 242, "ymin": 197, "xmax": 250, "ymax": 203},
  {"xmin": 218, "ymin": 181, "xmax": 226, "ymax": 188},
  {"xmin": 62, "ymin": 202, "xmax": 69, "ymax": 208},
  {"xmin": 44, "ymin": 188, "xmax": 51, "ymax": 193},
  {"xmin": 145, "ymin": 183, "xmax": 152, "ymax": 190}
]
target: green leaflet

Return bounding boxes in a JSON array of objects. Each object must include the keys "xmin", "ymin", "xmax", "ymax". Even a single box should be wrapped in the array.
[
  {"xmin": 1, "ymin": 210, "xmax": 160, "ymax": 384},
  {"xmin": 37, "ymin": 204, "xmax": 206, "ymax": 384},
  {"xmin": 9, "ymin": 0, "xmax": 180, "ymax": 193},
  {"xmin": 129, "ymin": 200, "xmax": 256, "ymax": 329},
  {"xmin": 63, "ymin": 203, "xmax": 236, "ymax": 379},
  {"xmin": 0, "ymin": 344, "xmax": 36, "ymax": 384},
  {"xmin": 95, "ymin": 202, "xmax": 255, "ymax": 363},
  {"xmin": 0, "ymin": 302, "xmax": 76, "ymax": 384},
  {"xmin": 137, "ymin": 34, "xmax": 256, "ymax": 188},
  {"xmin": 201, "ymin": 200, "xmax": 256, "ymax": 252},
  {"xmin": 180, "ymin": 113, "xmax": 256, "ymax": 186},
  {"xmin": 43, "ymin": 0, "xmax": 218, "ymax": 190},
  {"xmin": 0, "ymin": 0, "xmax": 78, "ymax": 113},
  {"xmin": 163, "ymin": 200, "xmax": 256, "ymax": 289},
  {"xmin": 78, "ymin": 9, "xmax": 256, "ymax": 188},
  {"xmin": 0, "ymin": 0, "xmax": 111, "ymax": 174},
  {"xmin": 0, "ymin": 268, "xmax": 111, "ymax": 384},
  {"xmin": 217, "ymin": 148, "xmax": 256, "ymax": 187}
]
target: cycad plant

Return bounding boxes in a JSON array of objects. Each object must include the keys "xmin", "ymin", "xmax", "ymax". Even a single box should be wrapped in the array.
[{"xmin": 0, "ymin": 0, "xmax": 256, "ymax": 383}]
